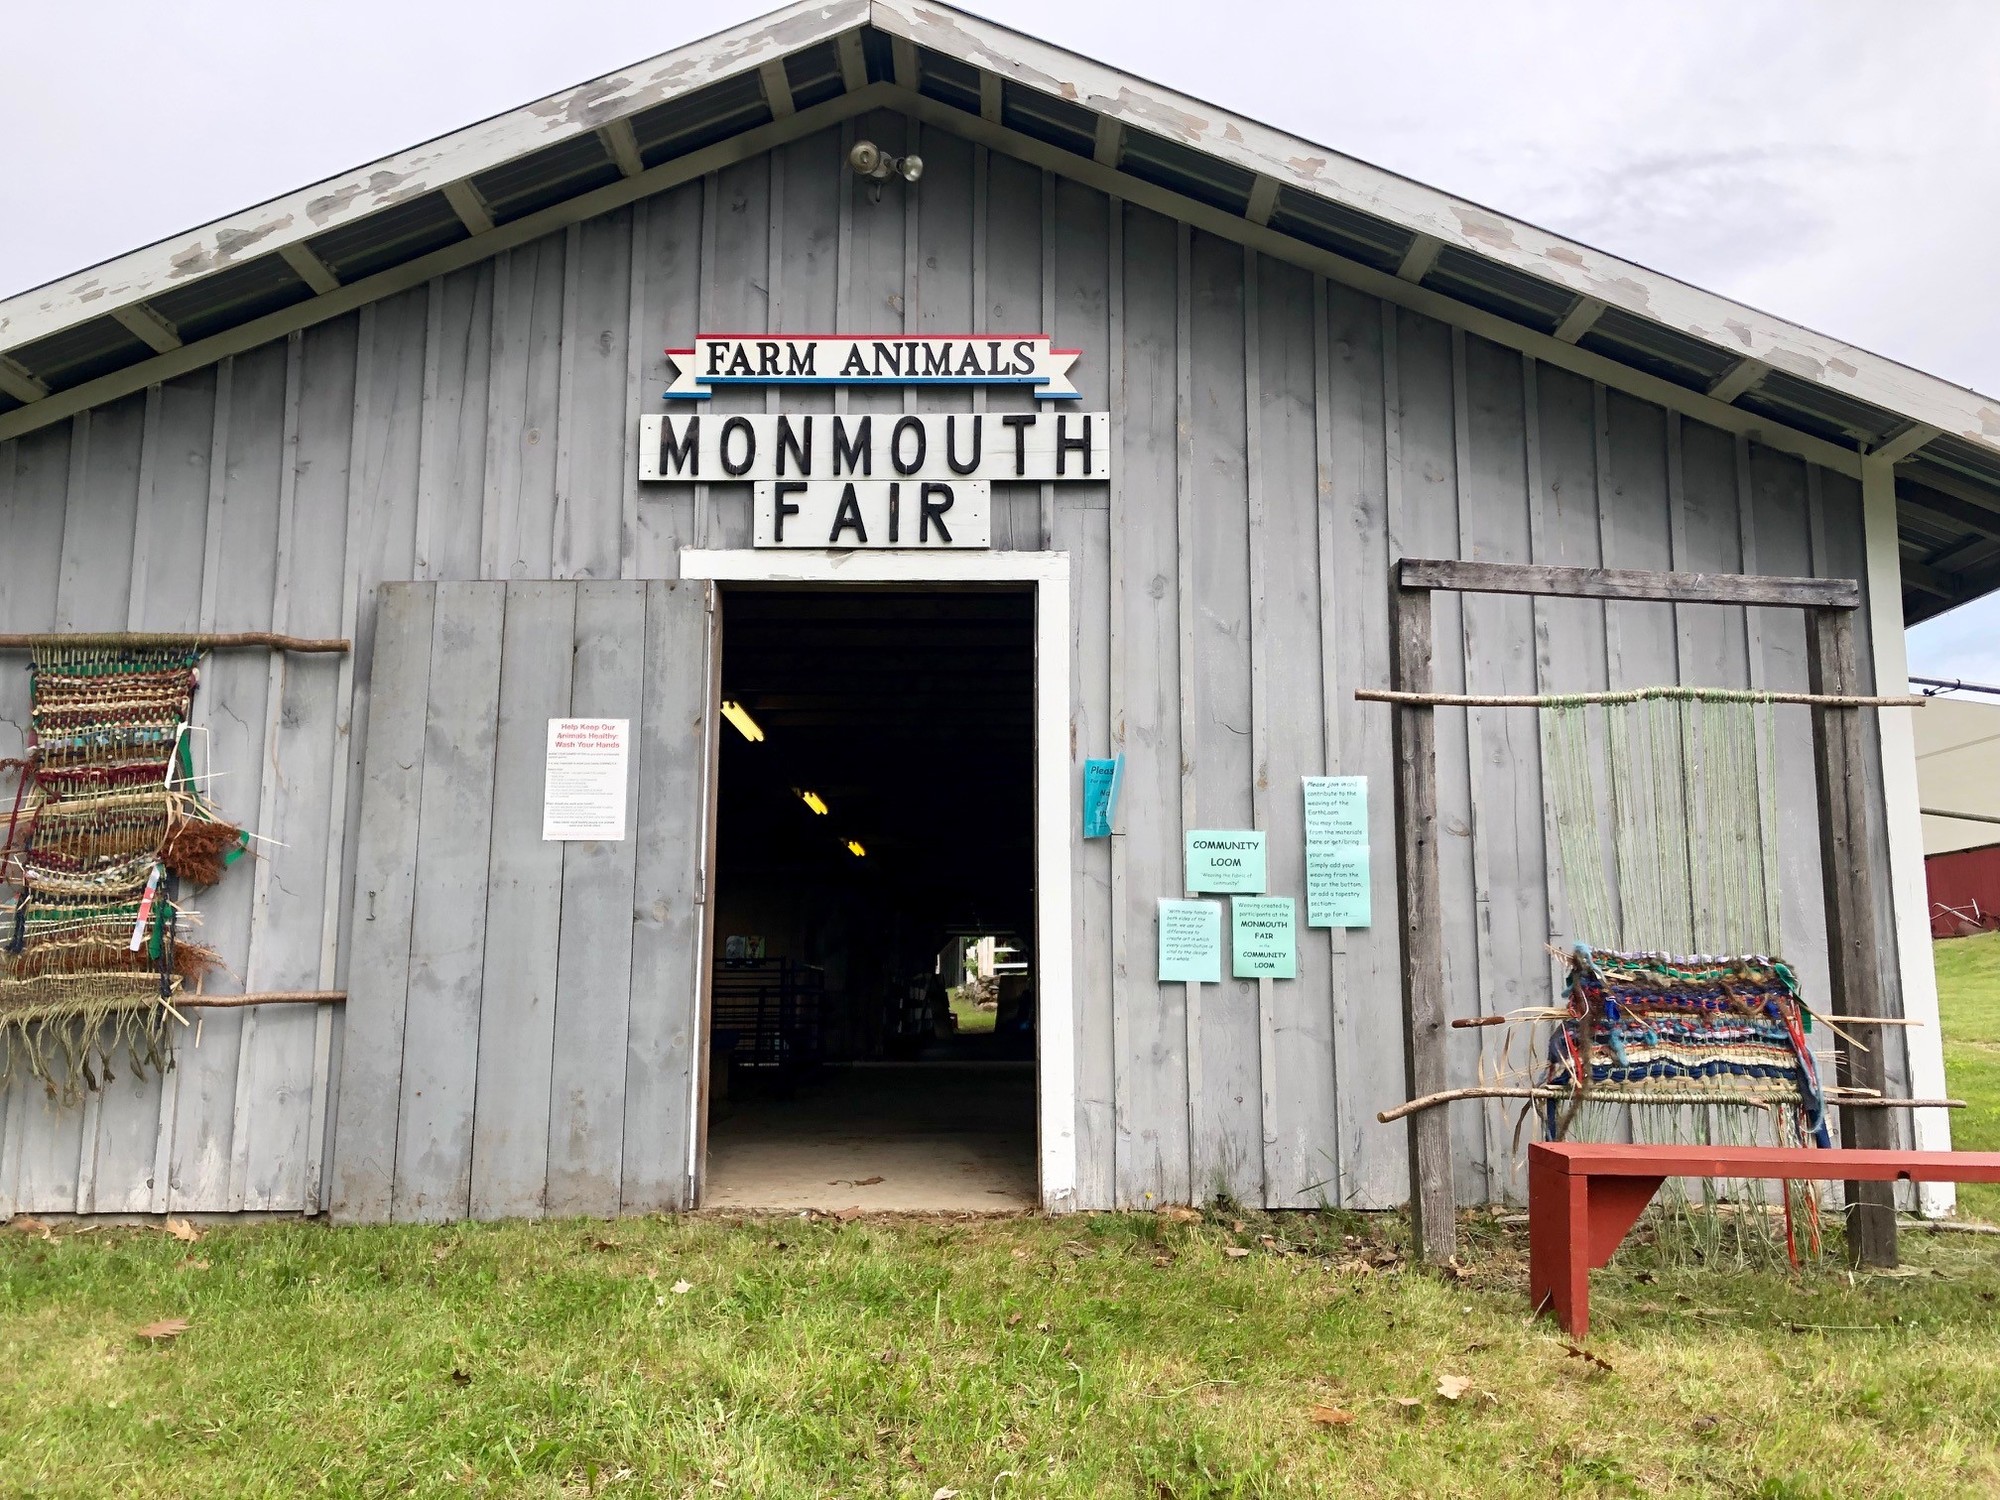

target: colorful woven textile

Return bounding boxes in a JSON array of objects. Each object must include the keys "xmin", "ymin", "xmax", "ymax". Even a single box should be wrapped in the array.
[
  {"xmin": 0, "ymin": 644, "xmax": 245, "ymax": 1099},
  {"xmin": 1541, "ymin": 946, "xmax": 1831, "ymax": 1147}
]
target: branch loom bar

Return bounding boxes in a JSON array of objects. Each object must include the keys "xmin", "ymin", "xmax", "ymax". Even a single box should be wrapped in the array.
[
  {"xmin": 180, "ymin": 991, "xmax": 348, "ymax": 1009},
  {"xmin": 1378, "ymin": 1086, "xmax": 1964, "ymax": 1124},
  {"xmin": 1358, "ymin": 687, "xmax": 1926, "ymax": 710},
  {"xmin": 0, "ymin": 632, "xmax": 351, "ymax": 653},
  {"xmin": 1398, "ymin": 557, "xmax": 1861, "ymax": 608}
]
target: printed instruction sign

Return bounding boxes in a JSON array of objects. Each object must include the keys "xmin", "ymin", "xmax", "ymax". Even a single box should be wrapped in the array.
[
  {"xmin": 1082, "ymin": 754, "xmax": 1123, "ymax": 839},
  {"xmin": 1303, "ymin": 776, "xmax": 1371, "ymax": 928},
  {"xmin": 1157, "ymin": 899, "xmax": 1222, "ymax": 984},
  {"xmin": 1231, "ymin": 896, "xmax": 1297, "ymax": 979},
  {"xmin": 1184, "ymin": 830, "xmax": 1267, "ymax": 894},
  {"xmin": 542, "ymin": 719, "xmax": 629, "ymax": 841}
]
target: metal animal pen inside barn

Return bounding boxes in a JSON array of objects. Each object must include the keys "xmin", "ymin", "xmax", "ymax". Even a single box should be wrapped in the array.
[{"xmin": 0, "ymin": 0, "xmax": 1990, "ymax": 1225}]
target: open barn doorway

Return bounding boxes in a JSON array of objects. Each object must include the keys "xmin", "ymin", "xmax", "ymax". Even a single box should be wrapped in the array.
[{"xmin": 700, "ymin": 588, "xmax": 1039, "ymax": 1211}]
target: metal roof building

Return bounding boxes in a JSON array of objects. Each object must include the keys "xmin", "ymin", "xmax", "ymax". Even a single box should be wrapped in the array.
[{"xmin": 0, "ymin": 1, "xmax": 1978, "ymax": 1223}]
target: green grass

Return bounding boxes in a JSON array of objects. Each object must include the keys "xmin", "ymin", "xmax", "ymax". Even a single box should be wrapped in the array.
[
  {"xmin": 4, "ymin": 1208, "xmax": 1999, "ymax": 1497},
  {"xmin": 947, "ymin": 988, "xmax": 996, "ymax": 1035},
  {"xmin": 1, "ymin": 935, "xmax": 1996, "ymax": 1496},
  {"xmin": 1934, "ymin": 930, "xmax": 2000, "ymax": 1222}
]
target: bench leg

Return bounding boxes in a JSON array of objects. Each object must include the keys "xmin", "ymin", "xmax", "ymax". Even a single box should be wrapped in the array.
[{"xmin": 1529, "ymin": 1155, "xmax": 1663, "ymax": 1340}]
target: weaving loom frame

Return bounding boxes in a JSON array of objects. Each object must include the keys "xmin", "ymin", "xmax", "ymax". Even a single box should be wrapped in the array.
[{"xmin": 1384, "ymin": 556, "xmax": 1904, "ymax": 1269}]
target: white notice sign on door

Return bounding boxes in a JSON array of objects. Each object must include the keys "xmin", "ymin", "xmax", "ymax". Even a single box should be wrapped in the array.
[{"xmin": 543, "ymin": 719, "xmax": 629, "ymax": 840}]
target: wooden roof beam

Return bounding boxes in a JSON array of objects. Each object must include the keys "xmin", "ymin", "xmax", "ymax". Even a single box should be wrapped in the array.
[
  {"xmin": 1552, "ymin": 296, "xmax": 1605, "ymax": 345},
  {"xmin": 1092, "ymin": 114, "xmax": 1123, "ymax": 169},
  {"xmin": 599, "ymin": 118, "xmax": 646, "ymax": 178},
  {"xmin": 109, "ymin": 301, "xmax": 181, "ymax": 354},
  {"xmin": 1245, "ymin": 174, "xmax": 1280, "ymax": 227},
  {"xmin": 837, "ymin": 29, "xmax": 868, "ymax": 91},
  {"xmin": 0, "ymin": 355, "xmax": 50, "ymax": 404},
  {"xmin": 1874, "ymin": 421, "xmax": 1943, "ymax": 465},
  {"xmin": 759, "ymin": 57, "xmax": 797, "ymax": 120},
  {"xmin": 441, "ymin": 180, "xmax": 495, "ymax": 236},
  {"xmin": 278, "ymin": 242, "xmax": 341, "ymax": 294},
  {"xmin": 1397, "ymin": 232, "xmax": 1442, "ymax": 284},
  {"xmin": 1707, "ymin": 356, "xmax": 1769, "ymax": 403}
]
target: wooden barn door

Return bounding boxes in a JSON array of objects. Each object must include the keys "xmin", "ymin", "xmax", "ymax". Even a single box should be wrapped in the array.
[{"xmin": 330, "ymin": 580, "xmax": 717, "ymax": 1223}]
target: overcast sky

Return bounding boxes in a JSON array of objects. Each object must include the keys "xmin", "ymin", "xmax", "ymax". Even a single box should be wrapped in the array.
[{"xmin": 5, "ymin": 0, "xmax": 1998, "ymax": 678}]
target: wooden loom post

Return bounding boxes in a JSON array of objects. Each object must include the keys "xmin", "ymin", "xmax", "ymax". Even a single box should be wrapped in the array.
[
  {"xmin": 1390, "ymin": 573, "xmax": 1455, "ymax": 1264},
  {"xmin": 1806, "ymin": 605, "xmax": 1900, "ymax": 1267}
]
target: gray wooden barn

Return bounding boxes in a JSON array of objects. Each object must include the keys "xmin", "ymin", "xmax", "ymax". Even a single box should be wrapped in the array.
[{"xmin": 0, "ymin": 0, "xmax": 1991, "ymax": 1227}]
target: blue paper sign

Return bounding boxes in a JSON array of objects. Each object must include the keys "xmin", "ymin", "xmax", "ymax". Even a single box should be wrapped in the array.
[{"xmin": 1082, "ymin": 755, "xmax": 1124, "ymax": 839}]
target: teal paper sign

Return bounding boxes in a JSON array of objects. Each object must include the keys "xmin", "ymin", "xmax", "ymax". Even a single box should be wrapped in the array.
[
  {"xmin": 1185, "ymin": 830, "xmax": 1266, "ymax": 894},
  {"xmin": 1082, "ymin": 754, "xmax": 1123, "ymax": 839},
  {"xmin": 1157, "ymin": 899, "xmax": 1222, "ymax": 983},
  {"xmin": 1303, "ymin": 776, "xmax": 1371, "ymax": 928},
  {"xmin": 1231, "ymin": 895, "xmax": 1297, "ymax": 979}
]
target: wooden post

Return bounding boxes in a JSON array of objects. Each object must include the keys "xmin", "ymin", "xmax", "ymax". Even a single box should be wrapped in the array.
[
  {"xmin": 1390, "ymin": 575, "xmax": 1455, "ymax": 1263},
  {"xmin": 1805, "ymin": 606, "xmax": 1899, "ymax": 1267}
]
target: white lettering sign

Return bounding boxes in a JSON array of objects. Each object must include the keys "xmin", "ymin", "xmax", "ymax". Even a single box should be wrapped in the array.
[
  {"xmin": 543, "ymin": 719, "xmax": 629, "ymax": 841},
  {"xmin": 638, "ymin": 411, "xmax": 1110, "ymax": 484},
  {"xmin": 755, "ymin": 481, "xmax": 988, "ymax": 548},
  {"xmin": 664, "ymin": 334, "xmax": 1080, "ymax": 401}
]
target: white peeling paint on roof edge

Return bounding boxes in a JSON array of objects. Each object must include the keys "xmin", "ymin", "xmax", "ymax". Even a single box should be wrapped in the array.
[{"xmin": 3, "ymin": 0, "xmax": 1996, "ymax": 459}]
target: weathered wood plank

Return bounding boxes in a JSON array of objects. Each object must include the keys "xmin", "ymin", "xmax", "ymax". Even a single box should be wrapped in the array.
[
  {"xmin": 553, "ymin": 211, "xmax": 633, "ymax": 582},
  {"xmin": 621, "ymin": 581, "xmax": 712, "ymax": 1212},
  {"xmin": 482, "ymin": 236, "xmax": 566, "ymax": 581},
  {"xmin": 1390, "ymin": 580, "xmax": 1455, "ymax": 1263},
  {"xmin": 169, "ymin": 341, "xmax": 285, "ymax": 1212},
  {"xmin": 328, "ymin": 582, "xmax": 437, "ymax": 1223},
  {"xmin": 419, "ymin": 265, "xmax": 494, "ymax": 583},
  {"xmin": 1400, "ymin": 556, "xmax": 1857, "ymax": 608},
  {"xmin": 1188, "ymin": 229, "xmax": 1261, "ymax": 1206},
  {"xmin": 1325, "ymin": 282, "xmax": 1397, "ymax": 1210},
  {"xmin": 1806, "ymin": 607, "xmax": 1898, "ymax": 1265},
  {"xmin": 468, "ymin": 581, "xmax": 576, "ymax": 1219},
  {"xmin": 632, "ymin": 180, "xmax": 703, "ymax": 579},
  {"xmin": 1255, "ymin": 255, "xmax": 1337, "ymax": 1207},
  {"xmin": 390, "ymin": 583, "xmax": 504, "ymax": 1221},
  {"xmin": 1112, "ymin": 203, "xmax": 1190, "ymax": 1207},
  {"xmin": 546, "ymin": 583, "xmax": 646, "ymax": 1217}
]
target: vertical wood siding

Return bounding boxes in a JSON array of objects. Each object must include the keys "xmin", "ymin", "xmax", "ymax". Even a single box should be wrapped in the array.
[{"xmin": 0, "ymin": 117, "xmax": 1898, "ymax": 1217}]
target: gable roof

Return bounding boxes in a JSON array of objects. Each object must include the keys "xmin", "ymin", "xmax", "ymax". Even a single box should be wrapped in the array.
[{"xmin": 3, "ymin": 0, "xmax": 1996, "ymax": 622}]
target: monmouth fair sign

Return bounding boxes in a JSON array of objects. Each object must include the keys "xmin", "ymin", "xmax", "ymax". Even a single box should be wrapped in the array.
[{"xmin": 640, "ymin": 333, "xmax": 1110, "ymax": 550}]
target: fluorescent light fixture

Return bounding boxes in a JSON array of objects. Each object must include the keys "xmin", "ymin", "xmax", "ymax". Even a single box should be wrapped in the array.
[
  {"xmin": 846, "ymin": 839, "xmax": 866, "ymax": 857},
  {"xmin": 720, "ymin": 700, "xmax": 764, "ymax": 742},
  {"xmin": 799, "ymin": 790, "xmax": 828, "ymax": 816}
]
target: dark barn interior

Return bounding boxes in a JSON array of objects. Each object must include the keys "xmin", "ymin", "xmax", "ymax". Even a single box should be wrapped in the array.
[{"xmin": 703, "ymin": 588, "xmax": 1039, "ymax": 1209}]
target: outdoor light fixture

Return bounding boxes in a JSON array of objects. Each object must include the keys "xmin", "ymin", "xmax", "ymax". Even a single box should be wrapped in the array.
[
  {"xmin": 848, "ymin": 139, "xmax": 923, "ymax": 202},
  {"xmin": 846, "ymin": 839, "xmax": 866, "ymax": 857},
  {"xmin": 799, "ymin": 789, "xmax": 828, "ymax": 816},
  {"xmin": 720, "ymin": 700, "xmax": 764, "ymax": 743}
]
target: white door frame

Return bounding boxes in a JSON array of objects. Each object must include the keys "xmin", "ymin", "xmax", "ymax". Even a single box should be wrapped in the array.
[{"xmin": 679, "ymin": 547, "xmax": 1077, "ymax": 1212}]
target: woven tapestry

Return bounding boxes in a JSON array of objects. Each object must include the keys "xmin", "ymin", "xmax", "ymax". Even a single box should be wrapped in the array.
[
  {"xmin": 1541, "ymin": 945, "xmax": 1831, "ymax": 1148},
  {"xmin": 0, "ymin": 643, "xmax": 247, "ymax": 1099}
]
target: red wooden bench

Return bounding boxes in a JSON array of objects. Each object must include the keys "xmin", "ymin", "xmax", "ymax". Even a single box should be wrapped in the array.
[{"xmin": 1528, "ymin": 1142, "xmax": 2000, "ymax": 1338}]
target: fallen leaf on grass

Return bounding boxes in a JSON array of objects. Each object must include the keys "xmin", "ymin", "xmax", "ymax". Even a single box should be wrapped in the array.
[
  {"xmin": 1691, "ymin": 1414, "xmax": 1721, "ymax": 1435},
  {"xmin": 1562, "ymin": 1343, "xmax": 1614, "ymax": 1373},
  {"xmin": 164, "ymin": 1218, "xmax": 201, "ymax": 1244},
  {"xmin": 1309, "ymin": 1403, "xmax": 1356, "ymax": 1427},
  {"xmin": 450, "ymin": 1368, "xmax": 473, "ymax": 1386},
  {"xmin": 1006, "ymin": 1312, "xmax": 1023, "ymax": 1328},
  {"xmin": 11, "ymin": 1216, "xmax": 55, "ymax": 1239},
  {"xmin": 1151, "ymin": 1253, "xmax": 1175, "ymax": 1268},
  {"xmin": 1391, "ymin": 1396, "xmax": 1423, "ymax": 1414},
  {"xmin": 671, "ymin": 1280, "xmax": 693, "ymax": 1295},
  {"xmin": 1062, "ymin": 1241, "xmax": 1093, "ymax": 1259},
  {"xmin": 1157, "ymin": 1205, "xmax": 1202, "ymax": 1224},
  {"xmin": 431, "ymin": 1244, "xmax": 452, "ymax": 1262},
  {"xmin": 135, "ymin": 1318, "xmax": 189, "ymax": 1343},
  {"xmin": 1223, "ymin": 1247, "xmax": 1251, "ymax": 1259},
  {"xmin": 933, "ymin": 1488, "xmax": 961, "ymax": 1499},
  {"xmin": 186, "ymin": 1258, "xmax": 210, "ymax": 1272},
  {"xmin": 589, "ymin": 1238, "xmax": 620, "ymax": 1252},
  {"xmin": 1435, "ymin": 1375, "xmax": 1471, "ymax": 1401},
  {"xmin": 834, "ymin": 1206, "xmax": 865, "ymax": 1222}
]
